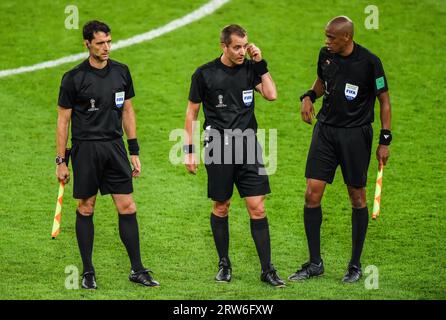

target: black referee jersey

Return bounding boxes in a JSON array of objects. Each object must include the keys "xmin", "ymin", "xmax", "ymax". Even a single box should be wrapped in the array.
[
  {"xmin": 316, "ymin": 42, "xmax": 388, "ymax": 127},
  {"xmin": 58, "ymin": 59, "xmax": 135, "ymax": 141},
  {"xmin": 188, "ymin": 57, "xmax": 262, "ymax": 132}
]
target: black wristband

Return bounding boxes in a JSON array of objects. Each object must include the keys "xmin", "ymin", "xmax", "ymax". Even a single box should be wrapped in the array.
[
  {"xmin": 127, "ymin": 138, "xmax": 140, "ymax": 155},
  {"xmin": 300, "ymin": 90, "xmax": 316, "ymax": 103},
  {"xmin": 253, "ymin": 59, "xmax": 268, "ymax": 76},
  {"xmin": 183, "ymin": 144, "xmax": 195, "ymax": 154},
  {"xmin": 379, "ymin": 129, "xmax": 392, "ymax": 145}
]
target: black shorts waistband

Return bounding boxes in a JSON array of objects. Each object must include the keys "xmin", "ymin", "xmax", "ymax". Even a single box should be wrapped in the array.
[
  {"xmin": 71, "ymin": 137, "xmax": 123, "ymax": 144},
  {"xmin": 317, "ymin": 121, "xmax": 372, "ymax": 129}
]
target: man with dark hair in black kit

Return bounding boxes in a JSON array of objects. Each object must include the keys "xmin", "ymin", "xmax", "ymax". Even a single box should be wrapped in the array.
[
  {"xmin": 56, "ymin": 20, "xmax": 159, "ymax": 289},
  {"xmin": 183, "ymin": 24, "xmax": 285, "ymax": 287},
  {"xmin": 289, "ymin": 16, "xmax": 392, "ymax": 283}
]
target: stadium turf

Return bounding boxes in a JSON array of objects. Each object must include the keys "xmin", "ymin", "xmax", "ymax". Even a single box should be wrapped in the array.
[{"xmin": 0, "ymin": 0, "xmax": 444, "ymax": 299}]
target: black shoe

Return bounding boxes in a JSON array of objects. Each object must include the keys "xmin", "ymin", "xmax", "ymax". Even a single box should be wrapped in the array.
[
  {"xmin": 288, "ymin": 260, "xmax": 324, "ymax": 281},
  {"xmin": 81, "ymin": 271, "xmax": 97, "ymax": 290},
  {"xmin": 129, "ymin": 269, "xmax": 160, "ymax": 287},
  {"xmin": 215, "ymin": 257, "xmax": 232, "ymax": 282},
  {"xmin": 261, "ymin": 265, "xmax": 286, "ymax": 288},
  {"xmin": 342, "ymin": 264, "xmax": 362, "ymax": 283}
]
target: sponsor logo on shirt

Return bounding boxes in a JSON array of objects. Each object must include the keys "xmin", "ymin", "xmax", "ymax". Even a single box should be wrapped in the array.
[
  {"xmin": 344, "ymin": 83, "xmax": 359, "ymax": 100},
  {"xmin": 242, "ymin": 89, "xmax": 254, "ymax": 107}
]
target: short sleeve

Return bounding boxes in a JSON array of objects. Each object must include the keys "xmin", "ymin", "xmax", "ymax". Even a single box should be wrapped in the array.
[
  {"xmin": 188, "ymin": 69, "xmax": 204, "ymax": 103},
  {"xmin": 58, "ymin": 73, "xmax": 76, "ymax": 109},
  {"xmin": 372, "ymin": 56, "xmax": 388, "ymax": 96},
  {"xmin": 253, "ymin": 74, "xmax": 262, "ymax": 88},
  {"xmin": 317, "ymin": 48, "xmax": 324, "ymax": 81},
  {"xmin": 125, "ymin": 67, "xmax": 135, "ymax": 100},
  {"xmin": 250, "ymin": 60, "xmax": 262, "ymax": 88}
]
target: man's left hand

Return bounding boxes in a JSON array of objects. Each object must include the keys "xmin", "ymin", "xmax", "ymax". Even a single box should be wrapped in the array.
[
  {"xmin": 131, "ymin": 155, "xmax": 141, "ymax": 177},
  {"xmin": 247, "ymin": 44, "xmax": 262, "ymax": 62},
  {"xmin": 376, "ymin": 145, "xmax": 390, "ymax": 167}
]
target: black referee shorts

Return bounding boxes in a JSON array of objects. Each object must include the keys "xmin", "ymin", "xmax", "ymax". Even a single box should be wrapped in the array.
[
  {"xmin": 305, "ymin": 122, "xmax": 373, "ymax": 188},
  {"xmin": 71, "ymin": 138, "xmax": 133, "ymax": 199},
  {"xmin": 204, "ymin": 134, "xmax": 271, "ymax": 202}
]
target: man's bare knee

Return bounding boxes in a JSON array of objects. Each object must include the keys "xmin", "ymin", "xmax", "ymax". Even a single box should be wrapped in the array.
[
  {"xmin": 348, "ymin": 187, "xmax": 367, "ymax": 208},
  {"xmin": 305, "ymin": 189, "xmax": 322, "ymax": 207},
  {"xmin": 118, "ymin": 201, "xmax": 137, "ymax": 214},
  {"xmin": 304, "ymin": 180, "xmax": 325, "ymax": 207},
  {"xmin": 247, "ymin": 203, "xmax": 265, "ymax": 219},
  {"xmin": 112, "ymin": 194, "xmax": 137, "ymax": 214},
  {"xmin": 77, "ymin": 199, "xmax": 95, "ymax": 216},
  {"xmin": 213, "ymin": 201, "xmax": 230, "ymax": 217}
]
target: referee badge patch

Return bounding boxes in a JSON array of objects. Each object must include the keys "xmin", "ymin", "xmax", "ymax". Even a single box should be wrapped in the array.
[
  {"xmin": 242, "ymin": 89, "xmax": 254, "ymax": 107},
  {"xmin": 376, "ymin": 76, "xmax": 385, "ymax": 90},
  {"xmin": 115, "ymin": 91, "xmax": 125, "ymax": 108},
  {"xmin": 344, "ymin": 83, "xmax": 359, "ymax": 101}
]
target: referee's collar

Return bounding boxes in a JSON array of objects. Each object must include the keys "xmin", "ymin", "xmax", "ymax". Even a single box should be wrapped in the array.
[
  {"xmin": 337, "ymin": 42, "xmax": 360, "ymax": 60},
  {"xmin": 216, "ymin": 55, "xmax": 246, "ymax": 70},
  {"xmin": 82, "ymin": 59, "xmax": 111, "ymax": 77}
]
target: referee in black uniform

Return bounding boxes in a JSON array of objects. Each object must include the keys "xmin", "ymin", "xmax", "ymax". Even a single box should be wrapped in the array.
[
  {"xmin": 56, "ymin": 21, "xmax": 159, "ymax": 289},
  {"xmin": 288, "ymin": 16, "xmax": 392, "ymax": 283},
  {"xmin": 184, "ymin": 25, "xmax": 285, "ymax": 287}
]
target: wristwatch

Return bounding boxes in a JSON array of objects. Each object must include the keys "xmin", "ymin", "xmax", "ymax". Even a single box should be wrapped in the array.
[
  {"xmin": 183, "ymin": 144, "xmax": 195, "ymax": 154},
  {"xmin": 55, "ymin": 155, "xmax": 66, "ymax": 165}
]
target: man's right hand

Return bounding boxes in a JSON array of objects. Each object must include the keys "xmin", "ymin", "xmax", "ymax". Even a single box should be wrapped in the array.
[
  {"xmin": 185, "ymin": 153, "xmax": 198, "ymax": 175},
  {"xmin": 301, "ymin": 97, "xmax": 315, "ymax": 125},
  {"xmin": 56, "ymin": 163, "xmax": 70, "ymax": 184}
]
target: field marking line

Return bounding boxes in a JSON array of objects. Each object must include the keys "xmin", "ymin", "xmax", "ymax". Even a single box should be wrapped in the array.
[{"xmin": 0, "ymin": 0, "xmax": 230, "ymax": 78}]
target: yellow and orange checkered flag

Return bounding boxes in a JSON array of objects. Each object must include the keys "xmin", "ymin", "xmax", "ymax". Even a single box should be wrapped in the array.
[
  {"xmin": 51, "ymin": 181, "xmax": 65, "ymax": 239},
  {"xmin": 372, "ymin": 164, "xmax": 384, "ymax": 220}
]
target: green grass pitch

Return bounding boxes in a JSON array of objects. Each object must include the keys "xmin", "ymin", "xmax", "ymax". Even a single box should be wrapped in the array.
[{"xmin": 0, "ymin": 0, "xmax": 445, "ymax": 299}]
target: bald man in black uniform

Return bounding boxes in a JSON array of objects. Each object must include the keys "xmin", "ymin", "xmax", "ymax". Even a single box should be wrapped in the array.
[{"xmin": 289, "ymin": 16, "xmax": 392, "ymax": 283}]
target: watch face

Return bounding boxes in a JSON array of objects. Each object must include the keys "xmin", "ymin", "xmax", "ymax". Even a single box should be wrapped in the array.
[
  {"xmin": 183, "ymin": 145, "xmax": 194, "ymax": 154},
  {"xmin": 56, "ymin": 156, "xmax": 64, "ymax": 165}
]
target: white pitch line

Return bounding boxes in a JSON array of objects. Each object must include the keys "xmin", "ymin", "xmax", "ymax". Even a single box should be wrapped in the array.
[{"xmin": 0, "ymin": 0, "xmax": 230, "ymax": 78}]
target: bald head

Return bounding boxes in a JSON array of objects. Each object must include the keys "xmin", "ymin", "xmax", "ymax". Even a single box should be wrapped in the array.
[
  {"xmin": 326, "ymin": 16, "xmax": 354, "ymax": 39},
  {"xmin": 324, "ymin": 16, "xmax": 355, "ymax": 56}
]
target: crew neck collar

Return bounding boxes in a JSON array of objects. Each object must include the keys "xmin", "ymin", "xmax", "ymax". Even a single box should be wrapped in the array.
[
  {"xmin": 217, "ymin": 55, "xmax": 245, "ymax": 69},
  {"xmin": 337, "ymin": 42, "xmax": 359, "ymax": 59}
]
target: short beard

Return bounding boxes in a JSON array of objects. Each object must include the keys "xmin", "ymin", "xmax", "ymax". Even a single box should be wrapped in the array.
[{"xmin": 92, "ymin": 53, "xmax": 107, "ymax": 63}]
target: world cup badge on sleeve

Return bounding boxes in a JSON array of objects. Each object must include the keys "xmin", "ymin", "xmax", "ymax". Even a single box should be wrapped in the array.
[
  {"xmin": 242, "ymin": 89, "xmax": 254, "ymax": 107},
  {"xmin": 115, "ymin": 91, "xmax": 125, "ymax": 108}
]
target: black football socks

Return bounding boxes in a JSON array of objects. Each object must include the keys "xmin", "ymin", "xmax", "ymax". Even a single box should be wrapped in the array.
[
  {"xmin": 118, "ymin": 212, "xmax": 145, "ymax": 272},
  {"xmin": 250, "ymin": 217, "xmax": 271, "ymax": 272},
  {"xmin": 210, "ymin": 213, "xmax": 230, "ymax": 261},
  {"xmin": 304, "ymin": 206, "xmax": 322, "ymax": 265},
  {"xmin": 350, "ymin": 207, "xmax": 369, "ymax": 266},
  {"xmin": 76, "ymin": 210, "xmax": 95, "ymax": 273}
]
